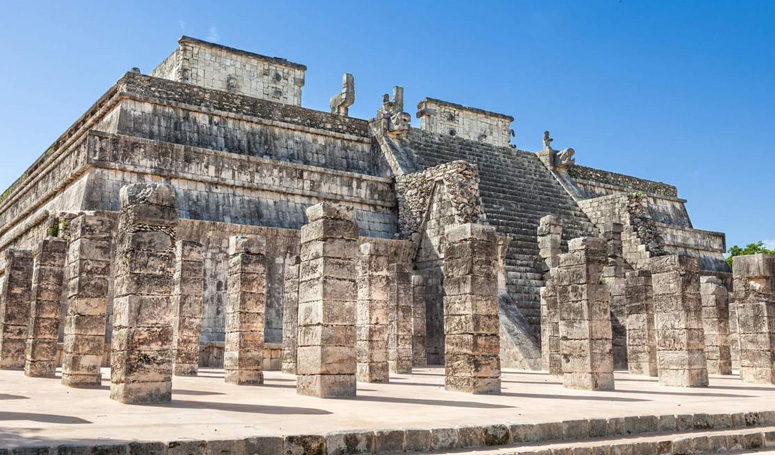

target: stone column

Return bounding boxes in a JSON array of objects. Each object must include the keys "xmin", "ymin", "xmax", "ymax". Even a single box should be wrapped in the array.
[
  {"xmin": 649, "ymin": 255, "xmax": 708, "ymax": 387},
  {"xmin": 602, "ymin": 223, "xmax": 628, "ymax": 370},
  {"xmin": 412, "ymin": 274, "xmax": 428, "ymax": 368},
  {"xmin": 0, "ymin": 249, "xmax": 33, "ymax": 369},
  {"xmin": 282, "ymin": 255, "xmax": 301, "ymax": 375},
  {"xmin": 356, "ymin": 242, "xmax": 390, "ymax": 383},
  {"xmin": 172, "ymin": 240, "xmax": 204, "ymax": 376},
  {"xmin": 537, "ymin": 215, "xmax": 562, "ymax": 375},
  {"xmin": 24, "ymin": 237, "xmax": 67, "ymax": 377},
  {"xmin": 624, "ymin": 270, "xmax": 657, "ymax": 376},
  {"xmin": 224, "ymin": 235, "xmax": 266, "ymax": 385},
  {"xmin": 733, "ymin": 254, "xmax": 775, "ymax": 384},
  {"xmin": 297, "ymin": 203, "xmax": 358, "ymax": 398},
  {"xmin": 540, "ymin": 277, "xmax": 562, "ymax": 376},
  {"xmin": 110, "ymin": 183, "xmax": 178, "ymax": 403},
  {"xmin": 556, "ymin": 237, "xmax": 614, "ymax": 391},
  {"xmin": 62, "ymin": 215, "xmax": 113, "ymax": 387},
  {"xmin": 700, "ymin": 276, "xmax": 732, "ymax": 375},
  {"xmin": 443, "ymin": 223, "xmax": 500, "ymax": 394},
  {"xmin": 389, "ymin": 262, "xmax": 413, "ymax": 374}
]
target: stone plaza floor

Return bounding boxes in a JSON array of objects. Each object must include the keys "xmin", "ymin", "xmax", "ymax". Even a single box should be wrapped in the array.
[{"xmin": 1, "ymin": 367, "xmax": 774, "ymax": 448}]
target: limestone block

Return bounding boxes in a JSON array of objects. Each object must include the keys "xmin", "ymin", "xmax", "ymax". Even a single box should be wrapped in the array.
[
  {"xmin": 111, "ymin": 183, "xmax": 178, "ymax": 403},
  {"xmin": 297, "ymin": 203, "xmax": 358, "ymax": 397},
  {"xmin": 649, "ymin": 255, "xmax": 708, "ymax": 387},
  {"xmin": 389, "ymin": 262, "xmax": 413, "ymax": 375},
  {"xmin": 24, "ymin": 237, "xmax": 67, "ymax": 377},
  {"xmin": 443, "ymin": 223, "xmax": 500, "ymax": 394},
  {"xmin": 224, "ymin": 235, "xmax": 267, "ymax": 385},
  {"xmin": 733, "ymin": 254, "xmax": 775, "ymax": 384},
  {"xmin": 412, "ymin": 275, "xmax": 428, "ymax": 367},
  {"xmin": 62, "ymin": 215, "xmax": 114, "ymax": 387},
  {"xmin": 557, "ymin": 237, "xmax": 614, "ymax": 391},
  {"xmin": 172, "ymin": 240, "xmax": 204, "ymax": 376},
  {"xmin": 0, "ymin": 249, "xmax": 33, "ymax": 370}
]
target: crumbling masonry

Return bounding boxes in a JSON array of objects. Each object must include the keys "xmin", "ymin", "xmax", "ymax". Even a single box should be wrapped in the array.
[{"xmin": 733, "ymin": 254, "xmax": 775, "ymax": 384}]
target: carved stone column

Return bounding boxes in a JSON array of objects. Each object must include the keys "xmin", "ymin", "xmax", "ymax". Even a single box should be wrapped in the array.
[
  {"xmin": 443, "ymin": 223, "xmax": 501, "ymax": 394},
  {"xmin": 62, "ymin": 215, "xmax": 113, "ymax": 387},
  {"xmin": 172, "ymin": 240, "xmax": 204, "ymax": 376},
  {"xmin": 111, "ymin": 183, "xmax": 178, "ymax": 403},
  {"xmin": 224, "ymin": 235, "xmax": 266, "ymax": 385},
  {"xmin": 282, "ymin": 255, "xmax": 301, "ymax": 375},
  {"xmin": 625, "ymin": 270, "xmax": 657, "ymax": 376},
  {"xmin": 700, "ymin": 276, "xmax": 732, "ymax": 375},
  {"xmin": 556, "ymin": 237, "xmax": 614, "ymax": 391},
  {"xmin": 538, "ymin": 215, "xmax": 562, "ymax": 375},
  {"xmin": 356, "ymin": 242, "xmax": 390, "ymax": 383},
  {"xmin": 389, "ymin": 262, "xmax": 413, "ymax": 374},
  {"xmin": 733, "ymin": 254, "xmax": 775, "ymax": 384},
  {"xmin": 297, "ymin": 203, "xmax": 358, "ymax": 398},
  {"xmin": 602, "ymin": 223, "xmax": 628, "ymax": 370},
  {"xmin": 650, "ymin": 255, "xmax": 708, "ymax": 387},
  {"xmin": 0, "ymin": 249, "xmax": 33, "ymax": 369},
  {"xmin": 24, "ymin": 237, "xmax": 67, "ymax": 377},
  {"xmin": 412, "ymin": 275, "xmax": 428, "ymax": 368}
]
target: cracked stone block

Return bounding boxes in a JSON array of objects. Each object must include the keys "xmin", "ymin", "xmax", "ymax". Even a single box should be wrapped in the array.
[
  {"xmin": 733, "ymin": 254, "xmax": 775, "ymax": 384},
  {"xmin": 700, "ymin": 276, "xmax": 732, "ymax": 375},
  {"xmin": 625, "ymin": 270, "xmax": 657, "ymax": 377},
  {"xmin": 389, "ymin": 262, "xmax": 413, "ymax": 375},
  {"xmin": 0, "ymin": 249, "xmax": 33, "ymax": 370},
  {"xmin": 172, "ymin": 240, "xmax": 204, "ymax": 376},
  {"xmin": 282, "ymin": 255, "xmax": 301, "ymax": 375},
  {"xmin": 356, "ymin": 242, "xmax": 390, "ymax": 383}
]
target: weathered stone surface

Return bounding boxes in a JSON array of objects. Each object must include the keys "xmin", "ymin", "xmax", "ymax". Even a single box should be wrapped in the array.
[
  {"xmin": 556, "ymin": 237, "xmax": 614, "ymax": 391},
  {"xmin": 388, "ymin": 262, "xmax": 413, "ymax": 375},
  {"xmin": 601, "ymin": 223, "xmax": 628, "ymax": 370},
  {"xmin": 443, "ymin": 223, "xmax": 500, "ymax": 394},
  {"xmin": 172, "ymin": 240, "xmax": 204, "ymax": 376},
  {"xmin": 62, "ymin": 215, "xmax": 114, "ymax": 387},
  {"xmin": 224, "ymin": 235, "xmax": 267, "ymax": 385},
  {"xmin": 416, "ymin": 98, "xmax": 513, "ymax": 148},
  {"xmin": 733, "ymin": 254, "xmax": 775, "ymax": 384},
  {"xmin": 411, "ymin": 275, "xmax": 427, "ymax": 367},
  {"xmin": 700, "ymin": 276, "xmax": 732, "ymax": 375},
  {"xmin": 356, "ymin": 242, "xmax": 390, "ymax": 383},
  {"xmin": 649, "ymin": 255, "xmax": 708, "ymax": 387},
  {"xmin": 297, "ymin": 203, "xmax": 358, "ymax": 397},
  {"xmin": 538, "ymin": 215, "xmax": 562, "ymax": 376},
  {"xmin": 282, "ymin": 255, "xmax": 301, "ymax": 375},
  {"xmin": 625, "ymin": 270, "xmax": 657, "ymax": 377},
  {"xmin": 111, "ymin": 183, "xmax": 178, "ymax": 403},
  {"xmin": 0, "ymin": 249, "xmax": 33, "ymax": 369},
  {"xmin": 24, "ymin": 237, "xmax": 67, "ymax": 377}
]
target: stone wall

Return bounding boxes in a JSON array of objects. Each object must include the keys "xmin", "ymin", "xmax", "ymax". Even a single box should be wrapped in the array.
[
  {"xmin": 569, "ymin": 165, "xmax": 678, "ymax": 198},
  {"xmin": 416, "ymin": 98, "xmax": 513, "ymax": 148},
  {"xmin": 152, "ymin": 36, "xmax": 306, "ymax": 106}
]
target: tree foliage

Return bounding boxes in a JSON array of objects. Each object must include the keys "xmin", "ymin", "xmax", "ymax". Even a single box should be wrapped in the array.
[{"xmin": 726, "ymin": 241, "xmax": 775, "ymax": 268}]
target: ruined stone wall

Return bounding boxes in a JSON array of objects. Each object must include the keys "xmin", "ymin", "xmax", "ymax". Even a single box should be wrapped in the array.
[
  {"xmin": 416, "ymin": 98, "xmax": 513, "ymax": 148},
  {"xmin": 569, "ymin": 165, "xmax": 678, "ymax": 198},
  {"xmin": 82, "ymin": 132, "xmax": 397, "ymax": 238},
  {"xmin": 151, "ymin": 36, "xmax": 306, "ymax": 106}
]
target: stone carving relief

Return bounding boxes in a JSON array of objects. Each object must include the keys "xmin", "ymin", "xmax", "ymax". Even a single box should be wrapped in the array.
[{"xmin": 329, "ymin": 73, "xmax": 355, "ymax": 116}]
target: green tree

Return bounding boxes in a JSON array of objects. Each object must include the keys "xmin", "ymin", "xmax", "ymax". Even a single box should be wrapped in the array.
[{"xmin": 726, "ymin": 241, "xmax": 775, "ymax": 268}]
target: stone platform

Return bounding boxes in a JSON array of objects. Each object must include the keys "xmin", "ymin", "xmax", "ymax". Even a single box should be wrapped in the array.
[{"xmin": 2, "ymin": 368, "xmax": 775, "ymax": 452}]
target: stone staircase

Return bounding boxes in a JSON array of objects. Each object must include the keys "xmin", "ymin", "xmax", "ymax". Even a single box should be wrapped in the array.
[{"xmin": 403, "ymin": 129, "xmax": 597, "ymax": 334}]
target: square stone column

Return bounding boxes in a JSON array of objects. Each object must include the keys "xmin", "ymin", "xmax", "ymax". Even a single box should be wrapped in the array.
[
  {"xmin": 24, "ymin": 237, "xmax": 67, "ymax": 377},
  {"xmin": 356, "ymin": 242, "xmax": 390, "ymax": 382},
  {"xmin": 443, "ymin": 223, "xmax": 501, "ymax": 394},
  {"xmin": 649, "ymin": 255, "xmax": 708, "ymax": 387},
  {"xmin": 412, "ymin": 274, "xmax": 428, "ymax": 368},
  {"xmin": 537, "ymin": 215, "xmax": 562, "ymax": 271},
  {"xmin": 556, "ymin": 237, "xmax": 614, "ymax": 391},
  {"xmin": 111, "ymin": 183, "xmax": 178, "ymax": 403},
  {"xmin": 297, "ymin": 203, "xmax": 358, "ymax": 398},
  {"xmin": 700, "ymin": 276, "xmax": 732, "ymax": 375},
  {"xmin": 224, "ymin": 235, "xmax": 266, "ymax": 385},
  {"xmin": 0, "ymin": 249, "xmax": 33, "ymax": 369},
  {"xmin": 282, "ymin": 255, "xmax": 301, "ymax": 375},
  {"xmin": 540, "ymin": 277, "xmax": 562, "ymax": 376},
  {"xmin": 62, "ymin": 215, "xmax": 113, "ymax": 387},
  {"xmin": 389, "ymin": 262, "xmax": 413, "ymax": 374},
  {"xmin": 733, "ymin": 254, "xmax": 775, "ymax": 384},
  {"xmin": 602, "ymin": 223, "xmax": 628, "ymax": 370},
  {"xmin": 624, "ymin": 270, "xmax": 657, "ymax": 377},
  {"xmin": 172, "ymin": 240, "xmax": 204, "ymax": 377}
]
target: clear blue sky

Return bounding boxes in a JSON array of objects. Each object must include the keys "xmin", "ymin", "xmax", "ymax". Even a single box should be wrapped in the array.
[{"xmin": 1, "ymin": 1, "xmax": 773, "ymax": 249}]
